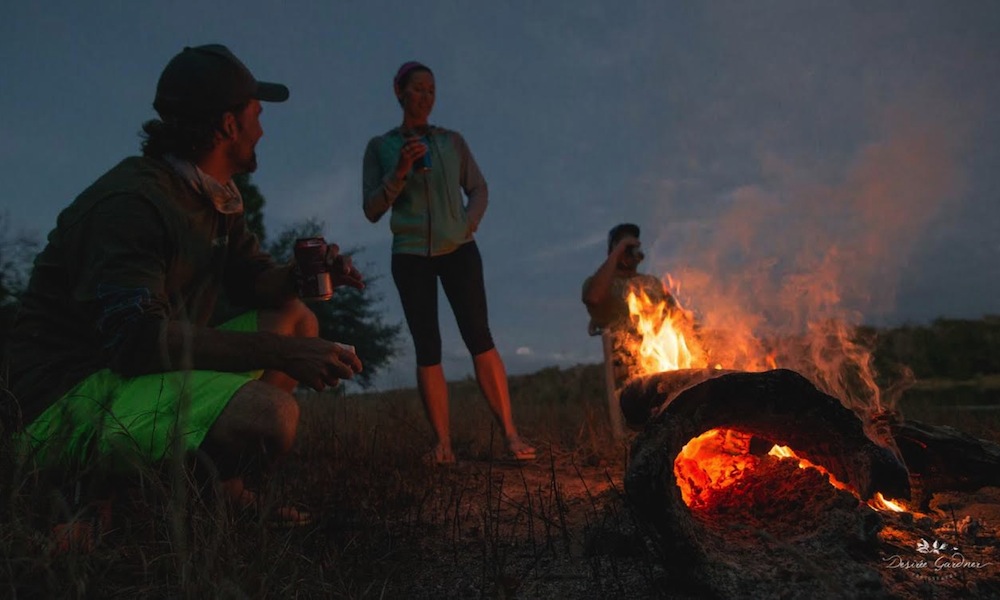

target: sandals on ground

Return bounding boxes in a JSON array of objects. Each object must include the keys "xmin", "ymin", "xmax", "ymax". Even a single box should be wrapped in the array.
[
  {"xmin": 263, "ymin": 504, "xmax": 314, "ymax": 528},
  {"xmin": 506, "ymin": 436, "xmax": 537, "ymax": 462}
]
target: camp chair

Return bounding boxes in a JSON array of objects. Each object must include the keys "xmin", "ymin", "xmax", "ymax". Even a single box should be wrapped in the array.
[{"xmin": 589, "ymin": 323, "xmax": 625, "ymax": 440}]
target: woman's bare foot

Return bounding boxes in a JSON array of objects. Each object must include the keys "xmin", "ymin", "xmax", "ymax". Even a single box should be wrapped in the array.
[{"xmin": 422, "ymin": 443, "xmax": 457, "ymax": 465}]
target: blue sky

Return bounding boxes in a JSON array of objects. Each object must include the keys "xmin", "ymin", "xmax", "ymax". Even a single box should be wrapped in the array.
[{"xmin": 2, "ymin": 1, "xmax": 998, "ymax": 389}]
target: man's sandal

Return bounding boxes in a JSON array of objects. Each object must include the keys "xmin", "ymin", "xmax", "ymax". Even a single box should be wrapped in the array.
[
  {"xmin": 224, "ymin": 481, "xmax": 314, "ymax": 528},
  {"xmin": 263, "ymin": 505, "xmax": 314, "ymax": 528}
]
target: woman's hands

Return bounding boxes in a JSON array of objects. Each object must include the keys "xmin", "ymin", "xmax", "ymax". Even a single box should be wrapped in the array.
[{"xmin": 393, "ymin": 137, "xmax": 429, "ymax": 180}]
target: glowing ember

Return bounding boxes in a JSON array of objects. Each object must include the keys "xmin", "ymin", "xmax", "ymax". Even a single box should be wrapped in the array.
[
  {"xmin": 674, "ymin": 429, "xmax": 756, "ymax": 509},
  {"xmin": 766, "ymin": 444, "xmax": 852, "ymax": 492},
  {"xmin": 768, "ymin": 444, "xmax": 795, "ymax": 459},
  {"xmin": 625, "ymin": 289, "xmax": 706, "ymax": 374},
  {"xmin": 674, "ymin": 428, "xmax": 908, "ymax": 513}
]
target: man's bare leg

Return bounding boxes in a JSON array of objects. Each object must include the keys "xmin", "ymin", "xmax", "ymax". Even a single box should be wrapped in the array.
[{"xmin": 199, "ymin": 379, "xmax": 300, "ymax": 513}]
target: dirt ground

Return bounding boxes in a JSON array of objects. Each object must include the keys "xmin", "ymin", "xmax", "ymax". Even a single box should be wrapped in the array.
[
  {"xmin": 332, "ymin": 452, "xmax": 669, "ymax": 599},
  {"xmin": 347, "ymin": 451, "xmax": 1000, "ymax": 599}
]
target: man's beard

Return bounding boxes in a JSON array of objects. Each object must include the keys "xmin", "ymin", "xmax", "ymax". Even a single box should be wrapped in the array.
[
  {"xmin": 231, "ymin": 147, "xmax": 258, "ymax": 174},
  {"xmin": 243, "ymin": 151, "xmax": 258, "ymax": 173}
]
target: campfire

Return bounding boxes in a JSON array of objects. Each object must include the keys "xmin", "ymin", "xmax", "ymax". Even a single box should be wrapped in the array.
[
  {"xmin": 620, "ymin": 287, "xmax": 910, "ymax": 512},
  {"xmin": 617, "ymin": 282, "xmax": 1000, "ymax": 597}
]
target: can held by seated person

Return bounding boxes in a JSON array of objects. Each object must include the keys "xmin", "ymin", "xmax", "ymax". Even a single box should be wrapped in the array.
[{"xmin": 293, "ymin": 237, "xmax": 333, "ymax": 301}]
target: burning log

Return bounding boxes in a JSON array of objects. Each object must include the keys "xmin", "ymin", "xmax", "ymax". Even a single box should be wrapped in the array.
[
  {"xmin": 622, "ymin": 368, "xmax": 911, "ymax": 501},
  {"xmin": 621, "ymin": 367, "xmax": 1000, "ymax": 506},
  {"xmin": 623, "ymin": 368, "xmax": 912, "ymax": 596}
]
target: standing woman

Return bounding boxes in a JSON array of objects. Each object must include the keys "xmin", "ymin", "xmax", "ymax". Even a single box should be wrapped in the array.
[{"xmin": 363, "ymin": 61, "xmax": 535, "ymax": 464}]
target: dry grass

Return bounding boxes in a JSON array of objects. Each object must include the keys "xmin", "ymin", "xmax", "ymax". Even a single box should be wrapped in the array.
[
  {"xmin": 0, "ymin": 364, "xmax": 662, "ymax": 599},
  {"xmin": 1, "ymin": 363, "xmax": 997, "ymax": 598}
]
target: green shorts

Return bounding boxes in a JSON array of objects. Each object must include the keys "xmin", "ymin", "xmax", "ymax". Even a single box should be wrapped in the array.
[{"xmin": 21, "ymin": 311, "xmax": 263, "ymax": 471}]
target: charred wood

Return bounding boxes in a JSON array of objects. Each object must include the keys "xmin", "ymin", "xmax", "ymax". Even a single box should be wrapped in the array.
[
  {"xmin": 621, "ymin": 368, "xmax": 911, "ymax": 501},
  {"xmin": 623, "ymin": 369, "xmax": 907, "ymax": 598},
  {"xmin": 891, "ymin": 419, "xmax": 1000, "ymax": 509}
]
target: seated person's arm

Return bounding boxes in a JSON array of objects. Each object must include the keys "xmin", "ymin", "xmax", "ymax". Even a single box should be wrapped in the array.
[
  {"xmin": 582, "ymin": 236, "xmax": 635, "ymax": 309},
  {"xmin": 582, "ymin": 263, "xmax": 615, "ymax": 310}
]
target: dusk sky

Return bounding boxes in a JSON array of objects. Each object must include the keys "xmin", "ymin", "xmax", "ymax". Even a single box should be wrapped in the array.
[{"xmin": 2, "ymin": 1, "xmax": 998, "ymax": 390}]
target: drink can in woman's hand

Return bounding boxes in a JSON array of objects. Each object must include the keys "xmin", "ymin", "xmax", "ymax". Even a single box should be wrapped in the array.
[
  {"xmin": 413, "ymin": 136, "xmax": 432, "ymax": 172},
  {"xmin": 293, "ymin": 237, "xmax": 333, "ymax": 301}
]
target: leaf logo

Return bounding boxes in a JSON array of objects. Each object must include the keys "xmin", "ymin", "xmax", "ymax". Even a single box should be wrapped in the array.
[{"xmin": 916, "ymin": 539, "xmax": 958, "ymax": 554}]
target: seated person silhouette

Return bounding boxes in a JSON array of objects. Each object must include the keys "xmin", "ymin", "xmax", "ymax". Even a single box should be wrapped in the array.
[{"xmin": 581, "ymin": 223, "xmax": 680, "ymax": 394}]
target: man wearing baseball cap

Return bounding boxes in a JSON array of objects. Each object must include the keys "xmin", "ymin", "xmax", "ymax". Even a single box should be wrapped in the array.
[{"xmin": 7, "ymin": 44, "xmax": 360, "ymax": 525}]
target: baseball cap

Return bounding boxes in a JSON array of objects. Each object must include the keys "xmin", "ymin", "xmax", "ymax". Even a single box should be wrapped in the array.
[
  {"xmin": 608, "ymin": 223, "xmax": 640, "ymax": 253},
  {"xmin": 154, "ymin": 44, "xmax": 289, "ymax": 118}
]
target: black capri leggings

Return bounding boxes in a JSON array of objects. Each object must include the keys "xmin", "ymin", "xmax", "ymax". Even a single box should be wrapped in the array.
[{"xmin": 391, "ymin": 241, "xmax": 496, "ymax": 366}]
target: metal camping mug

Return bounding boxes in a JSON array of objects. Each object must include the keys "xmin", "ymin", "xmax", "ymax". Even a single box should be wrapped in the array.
[
  {"xmin": 412, "ymin": 136, "xmax": 431, "ymax": 172},
  {"xmin": 293, "ymin": 237, "xmax": 333, "ymax": 301}
]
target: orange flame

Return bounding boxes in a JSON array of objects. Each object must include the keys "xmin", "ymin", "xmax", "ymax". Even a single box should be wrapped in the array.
[
  {"xmin": 624, "ymin": 289, "xmax": 706, "ymax": 374},
  {"xmin": 870, "ymin": 492, "xmax": 907, "ymax": 513},
  {"xmin": 623, "ymin": 285, "xmax": 770, "ymax": 376}
]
